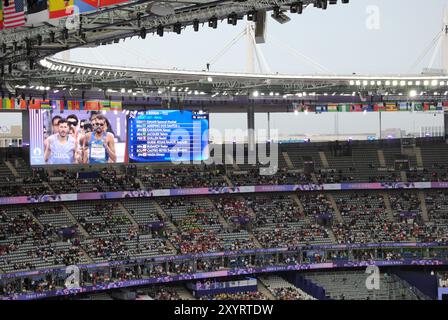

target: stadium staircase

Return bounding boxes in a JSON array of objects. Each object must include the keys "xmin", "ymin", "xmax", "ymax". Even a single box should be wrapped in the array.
[
  {"xmin": 290, "ymin": 194, "xmax": 305, "ymax": 214},
  {"xmin": 173, "ymin": 285, "xmax": 197, "ymax": 300},
  {"xmin": 310, "ymin": 173, "xmax": 319, "ymax": 184},
  {"xmin": 400, "ymin": 171, "xmax": 408, "ymax": 183},
  {"xmin": 223, "ymin": 175, "xmax": 234, "ymax": 187},
  {"xmin": 117, "ymin": 202, "xmax": 140, "ymax": 228},
  {"xmin": 25, "ymin": 207, "xmax": 44, "ymax": 229},
  {"xmin": 415, "ymin": 147, "xmax": 424, "ymax": 167},
  {"xmin": 381, "ymin": 193, "xmax": 395, "ymax": 220},
  {"xmin": 4, "ymin": 160, "xmax": 19, "ymax": 178},
  {"xmin": 152, "ymin": 201, "xmax": 178, "ymax": 232},
  {"xmin": 417, "ymin": 192, "xmax": 429, "ymax": 222},
  {"xmin": 248, "ymin": 233, "xmax": 263, "ymax": 249},
  {"xmin": 60, "ymin": 205, "xmax": 90, "ymax": 238},
  {"xmin": 326, "ymin": 194, "xmax": 343, "ymax": 223},
  {"xmin": 318, "ymin": 152, "xmax": 330, "ymax": 168},
  {"xmin": 256, "ymin": 278, "xmax": 277, "ymax": 300},
  {"xmin": 377, "ymin": 150, "xmax": 387, "ymax": 167},
  {"xmin": 205, "ymin": 197, "xmax": 231, "ymax": 229},
  {"xmin": 135, "ymin": 178, "xmax": 145, "ymax": 190},
  {"xmin": 282, "ymin": 152, "xmax": 295, "ymax": 169}
]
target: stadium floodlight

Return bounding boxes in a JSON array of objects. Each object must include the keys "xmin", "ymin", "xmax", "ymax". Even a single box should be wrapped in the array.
[
  {"xmin": 409, "ymin": 90, "xmax": 417, "ymax": 97},
  {"xmin": 207, "ymin": 76, "xmax": 213, "ymax": 82},
  {"xmin": 370, "ymin": 80, "xmax": 375, "ymax": 86},
  {"xmin": 415, "ymin": 80, "xmax": 421, "ymax": 86},
  {"xmin": 385, "ymin": 80, "xmax": 391, "ymax": 86},
  {"xmin": 349, "ymin": 80, "xmax": 355, "ymax": 85},
  {"xmin": 423, "ymin": 80, "xmax": 429, "ymax": 86},
  {"xmin": 252, "ymin": 90, "xmax": 259, "ymax": 97},
  {"xmin": 400, "ymin": 80, "xmax": 406, "ymax": 86},
  {"xmin": 431, "ymin": 80, "xmax": 438, "ymax": 86},
  {"xmin": 407, "ymin": 81, "xmax": 413, "ymax": 86},
  {"xmin": 362, "ymin": 80, "xmax": 368, "ymax": 86},
  {"xmin": 355, "ymin": 80, "xmax": 361, "ymax": 86},
  {"xmin": 271, "ymin": 6, "xmax": 291, "ymax": 24},
  {"xmin": 392, "ymin": 80, "xmax": 398, "ymax": 86},
  {"xmin": 440, "ymin": 81, "xmax": 445, "ymax": 86},
  {"xmin": 377, "ymin": 81, "xmax": 382, "ymax": 86}
]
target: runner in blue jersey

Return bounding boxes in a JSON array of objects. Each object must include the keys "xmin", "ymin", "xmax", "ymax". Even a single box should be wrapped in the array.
[
  {"xmin": 44, "ymin": 119, "xmax": 78, "ymax": 164},
  {"xmin": 81, "ymin": 114, "xmax": 117, "ymax": 164}
]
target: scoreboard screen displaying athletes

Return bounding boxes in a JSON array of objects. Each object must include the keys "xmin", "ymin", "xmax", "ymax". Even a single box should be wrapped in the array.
[{"xmin": 127, "ymin": 110, "xmax": 209, "ymax": 163}]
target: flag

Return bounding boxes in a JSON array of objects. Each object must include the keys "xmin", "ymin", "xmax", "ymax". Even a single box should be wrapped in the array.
[
  {"xmin": 49, "ymin": 0, "xmax": 74, "ymax": 19},
  {"xmin": 413, "ymin": 102, "xmax": 423, "ymax": 112},
  {"xmin": 67, "ymin": 100, "xmax": 81, "ymax": 110},
  {"xmin": 351, "ymin": 104, "xmax": 363, "ymax": 112},
  {"xmin": 373, "ymin": 103, "xmax": 385, "ymax": 112},
  {"xmin": 423, "ymin": 103, "xmax": 430, "ymax": 111},
  {"xmin": 51, "ymin": 100, "xmax": 65, "ymax": 111},
  {"xmin": 385, "ymin": 103, "xmax": 397, "ymax": 111},
  {"xmin": 29, "ymin": 99, "xmax": 40, "ymax": 109},
  {"xmin": 85, "ymin": 100, "xmax": 100, "ymax": 111},
  {"xmin": 26, "ymin": 0, "xmax": 48, "ymax": 26},
  {"xmin": 3, "ymin": 0, "xmax": 26, "ymax": 29},
  {"xmin": 111, "ymin": 100, "xmax": 122, "ymax": 111},
  {"xmin": 315, "ymin": 105, "xmax": 327, "ymax": 113},
  {"xmin": 14, "ymin": 98, "xmax": 26, "ymax": 109},
  {"xmin": 0, "ymin": 1, "xmax": 4, "ymax": 30},
  {"xmin": 1, "ymin": 98, "xmax": 13, "ymax": 109},
  {"xmin": 40, "ymin": 100, "xmax": 51, "ymax": 109},
  {"xmin": 100, "ymin": 100, "xmax": 111, "ymax": 111},
  {"xmin": 399, "ymin": 102, "xmax": 409, "ymax": 111},
  {"xmin": 75, "ymin": 0, "xmax": 98, "ymax": 13},
  {"xmin": 338, "ymin": 104, "xmax": 350, "ymax": 112},
  {"xmin": 327, "ymin": 104, "xmax": 338, "ymax": 112},
  {"xmin": 99, "ymin": 0, "xmax": 128, "ymax": 7}
]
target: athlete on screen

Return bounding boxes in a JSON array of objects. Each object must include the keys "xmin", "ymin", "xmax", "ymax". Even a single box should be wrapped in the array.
[
  {"xmin": 44, "ymin": 119, "xmax": 79, "ymax": 164},
  {"xmin": 81, "ymin": 114, "xmax": 117, "ymax": 164}
]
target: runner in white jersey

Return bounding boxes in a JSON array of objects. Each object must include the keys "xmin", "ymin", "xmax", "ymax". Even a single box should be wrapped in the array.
[{"xmin": 44, "ymin": 119, "xmax": 78, "ymax": 165}]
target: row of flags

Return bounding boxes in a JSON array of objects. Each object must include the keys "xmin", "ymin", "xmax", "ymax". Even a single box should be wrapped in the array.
[
  {"xmin": 1, "ymin": 97, "xmax": 122, "ymax": 110},
  {"xmin": 295, "ymin": 102, "xmax": 448, "ymax": 113},
  {"xmin": 0, "ymin": 0, "xmax": 129, "ymax": 30}
]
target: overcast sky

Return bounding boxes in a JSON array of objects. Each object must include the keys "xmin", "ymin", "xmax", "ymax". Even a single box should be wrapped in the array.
[
  {"xmin": 65, "ymin": 0, "xmax": 448, "ymax": 75},
  {"xmin": 63, "ymin": 0, "xmax": 448, "ymax": 141}
]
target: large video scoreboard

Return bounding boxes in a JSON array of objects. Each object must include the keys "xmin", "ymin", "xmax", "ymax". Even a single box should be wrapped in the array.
[{"xmin": 128, "ymin": 110, "xmax": 209, "ymax": 163}]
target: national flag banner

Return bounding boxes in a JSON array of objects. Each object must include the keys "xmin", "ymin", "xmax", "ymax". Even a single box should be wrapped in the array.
[
  {"xmin": 75, "ymin": 0, "xmax": 99, "ymax": 13},
  {"xmin": 99, "ymin": 0, "xmax": 128, "ymax": 7},
  {"xmin": 315, "ymin": 105, "xmax": 327, "ymax": 113},
  {"xmin": 423, "ymin": 103, "xmax": 430, "ymax": 111},
  {"xmin": 373, "ymin": 103, "xmax": 384, "ymax": 112},
  {"xmin": 3, "ymin": 0, "xmax": 26, "ymax": 29},
  {"xmin": 413, "ymin": 102, "xmax": 423, "ymax": 111},
  {"xmin": 51, "ymin": 100, "xmax": 65, "ymax": 111},
  {"xmin": 1, "ymin": 98, "xmax": 13, "ymax": 109},
  {"xmin": 437, "ymin": 102, "xmax": 443, "ymax": 111},
  {"xmin": 85, "ymin": 100, "xmax": 100, "ymax": 111},
  {"xmin": 67, "ymin": 100, "xmax": 81, "ymax": 110},
  {"xmin": 25, "ymin": 0, "xmax": 48, "ymax": 26},
  {"xmin": 40, "ymin": 100, "xmax": 51, "ymax": 109},
  {"xmin": 362, "ymin": 104, "xmax": 373, "ymax": 112},
  {"xmin": 111, "ymin": 100, "xmax": 122, "ymax": 111},
  {"xmin": 327, "ymin": 104, "xmax": 338, "ymax": 112},
  {"xmin": 385, "ymin": 103, "xmax": 397, "ymax": 111},
  {"xmin": 49, "ymin": 0, "xmax": 74, "ymax": 19},
  {"xmin": 351, "ymin": 104, "xmax": 363, "ymax": 112},
  {"xmin": 338, "ymin": 104, "xmax": 350, "ymax": 112},
  {"xmin": 14, "ymin": 98, "xmax": 26, "ymax": 109},
  {"xmin": 399, "ymin": 102, "xmax": 410, "ymax": 111},
  {"xmin": 29, "ymin": 99, "xmax": 41, "ymax": 109},
  {"xmin": 100, "ymin": 100, "xmax": 111, "ymax": 111},
  {"xmin": 429, "ymin": 103, "xmax": 437, "ymax": 111},
  {"xmin": 0, "ymin": 1, "xmax": 4, "ymax": 30}
]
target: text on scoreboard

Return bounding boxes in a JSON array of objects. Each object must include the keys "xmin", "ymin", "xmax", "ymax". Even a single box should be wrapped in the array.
[{"xmin": 128, "ymin": 110, "xmax": 209, "ymax": 162}]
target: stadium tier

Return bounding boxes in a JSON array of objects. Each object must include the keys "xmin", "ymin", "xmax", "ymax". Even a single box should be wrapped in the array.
[{"xmin": 0, "ymin": 138, "xmax": 447, "ymax": 300}]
